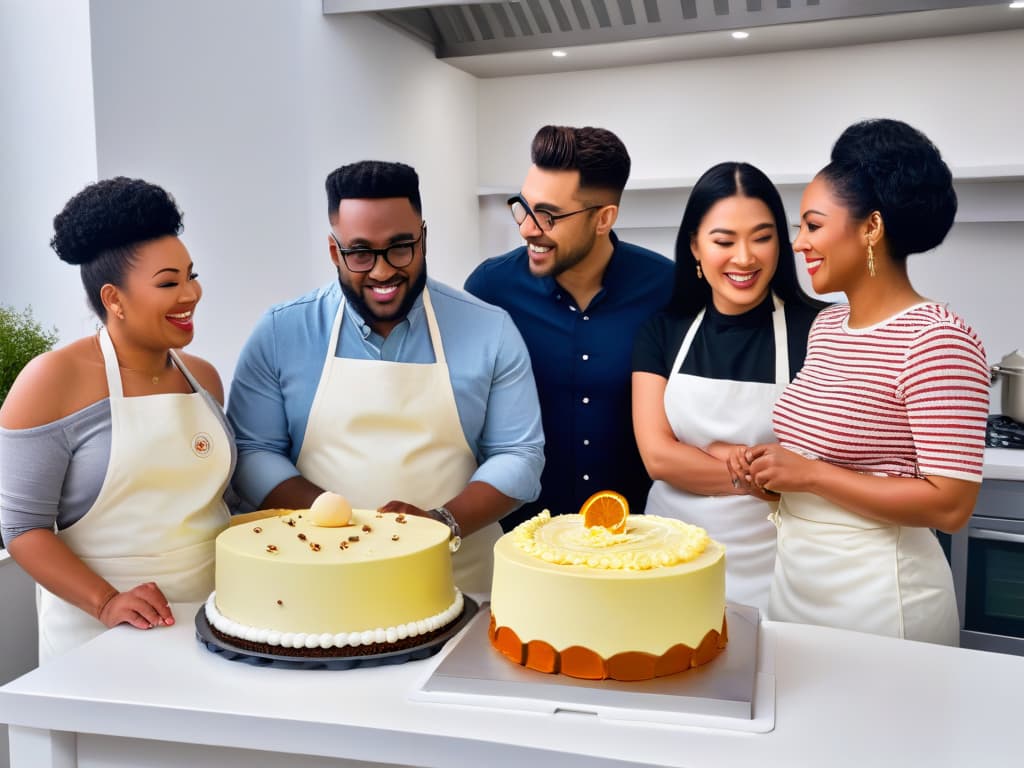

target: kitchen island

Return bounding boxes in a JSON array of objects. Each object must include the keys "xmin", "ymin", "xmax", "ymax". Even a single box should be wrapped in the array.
[{"xmin": 1, "ymin": 600, "xmax": 1020, "ymax": 768}]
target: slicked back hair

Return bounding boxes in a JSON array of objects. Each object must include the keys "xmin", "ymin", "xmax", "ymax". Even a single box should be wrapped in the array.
[{"xmin": 530, "ymin": 125, "xmax": 630, "ymax": 202}]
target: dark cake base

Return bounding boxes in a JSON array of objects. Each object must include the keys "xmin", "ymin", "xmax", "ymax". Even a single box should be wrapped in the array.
[{"xmin": 195, "ymin": 597, "xmax": 479, "ymax": 670}]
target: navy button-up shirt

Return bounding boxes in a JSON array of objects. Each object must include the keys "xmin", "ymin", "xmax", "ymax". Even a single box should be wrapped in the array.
[{"xmin": 466, "ymin": 232, "xmax": 674, "ymax": 529}]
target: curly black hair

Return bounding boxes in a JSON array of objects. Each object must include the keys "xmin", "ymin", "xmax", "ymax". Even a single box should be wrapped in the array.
[
  {"xmin": 50, "ymin": 177, "xmax": 183, "ymax": 319},
  {"xmin": 820, "ymin": 119, "xmax": 957, "ymax": 261}
]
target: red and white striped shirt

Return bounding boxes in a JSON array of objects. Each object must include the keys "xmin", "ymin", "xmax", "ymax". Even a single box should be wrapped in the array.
[{"xmin": 772, "ymin": 302, "xmax": 989, "ymax": 482}]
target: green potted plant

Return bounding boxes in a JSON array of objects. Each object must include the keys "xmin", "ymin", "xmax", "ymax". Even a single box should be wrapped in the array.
[{"xmin": 0, "ymin": 304, "xmax": 59, "ymax": 548}]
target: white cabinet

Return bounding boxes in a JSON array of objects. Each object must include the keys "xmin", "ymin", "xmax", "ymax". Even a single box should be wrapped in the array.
[{"xmin": 0, "ymin": 552, "xmax": 39, "ymax": 768}]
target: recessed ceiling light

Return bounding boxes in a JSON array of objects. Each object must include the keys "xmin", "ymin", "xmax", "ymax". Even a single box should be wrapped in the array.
[
  {"xmin": 1010, "ymin": 1, "xmax": 1024, "ymax": 8},
  {"xmin": 731, "ymin": 31, "xmax": 750, "ymax": 39},
  {"xmin": 552, "ymin": 50, "xmax": 568, "ymax": 58}
]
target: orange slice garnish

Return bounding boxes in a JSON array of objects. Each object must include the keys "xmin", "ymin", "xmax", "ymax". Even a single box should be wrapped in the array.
[{"xmin": 580, "ymin": 490, "xmax": 629, "ymax": 533}]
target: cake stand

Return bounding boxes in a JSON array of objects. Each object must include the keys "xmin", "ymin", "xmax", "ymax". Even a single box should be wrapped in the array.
[{"xmin": 195, "ymin": 596, "xmax": 479, "ymax": 671}]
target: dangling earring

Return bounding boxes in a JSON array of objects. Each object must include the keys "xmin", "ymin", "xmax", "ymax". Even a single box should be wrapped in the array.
[
  {"xmin": 867, "ymin": 243, "xmax": 876, "ymax": 277},
  {"xmin": 695, "ymin": 262, "xmax": 703, "ymax": 280}
]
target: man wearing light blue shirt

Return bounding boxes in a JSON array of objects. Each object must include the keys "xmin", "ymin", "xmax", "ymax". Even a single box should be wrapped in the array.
[{"xmin": 227, "ymin": 161, "xmax": 544, "ymax": 592}]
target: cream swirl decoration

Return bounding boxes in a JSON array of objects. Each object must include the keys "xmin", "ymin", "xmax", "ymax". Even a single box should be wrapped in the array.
[{"xmin": 513, "ymin": 511, "xmax": 709, "ymax": 570}]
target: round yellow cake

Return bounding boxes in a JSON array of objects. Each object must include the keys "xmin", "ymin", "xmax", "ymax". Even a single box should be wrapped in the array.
[
  {"xmin": 489, "ymin": 511, "xmax": 727, "ymax": 680},
  {"xmin": 206, "ymin": 508, "xmax": 462, "ymax": 655}
]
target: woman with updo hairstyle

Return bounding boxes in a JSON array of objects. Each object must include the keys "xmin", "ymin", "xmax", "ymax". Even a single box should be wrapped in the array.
[
  {"xmin": 0, "ymin": 177, "xmax": 233, "ymax": 663},
  {"xmin": 632, "ymin": 162, "xmax": 826, "ymax": 613},
  {"xmin": 740, "ymin": 119, "xmax": 990, "ymax": 644}
]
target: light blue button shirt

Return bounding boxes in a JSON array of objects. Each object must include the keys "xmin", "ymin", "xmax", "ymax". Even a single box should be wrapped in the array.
[{"xmin": 226, "ymin": 279, "xmax": 545, "ymax": 511}]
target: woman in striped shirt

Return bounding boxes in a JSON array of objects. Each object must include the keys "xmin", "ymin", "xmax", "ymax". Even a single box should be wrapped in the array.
[{"xmin": 739, "ymin": 119, "xmax": 990, "ymax": 645}]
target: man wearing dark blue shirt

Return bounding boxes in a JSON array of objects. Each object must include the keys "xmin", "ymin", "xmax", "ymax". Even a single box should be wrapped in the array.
[{"xmin": 465, "ymin": 125, "xmax": 673, "ymax": 530}]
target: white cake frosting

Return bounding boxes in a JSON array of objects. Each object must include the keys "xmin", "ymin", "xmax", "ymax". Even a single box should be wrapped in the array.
[{"xmin": 204, "ymin": 589, "xmax": 464, "ymax": 650}]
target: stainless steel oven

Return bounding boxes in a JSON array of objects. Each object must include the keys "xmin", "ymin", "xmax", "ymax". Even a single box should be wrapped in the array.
[{"xmin": 951, "ymin": 478, "xmax": 1024, "ymax": 655}]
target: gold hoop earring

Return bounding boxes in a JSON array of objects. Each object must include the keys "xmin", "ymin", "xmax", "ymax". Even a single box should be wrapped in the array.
[
  {"xmin": 695, "ymin": 262, "xmax": 703, "ymax": 280},
  {"xmin": 867, "ymin": 243, "xmax": 876, "ymax": 277}
]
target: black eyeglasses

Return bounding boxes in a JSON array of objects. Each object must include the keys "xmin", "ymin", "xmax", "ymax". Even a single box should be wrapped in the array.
[
  {"xmin": 507, "ymin": 194, "xmax": 606, "ymax": 232},
  {"xmin": 330, "ymin": 224, "xmax": 425, "ymax": 273}
]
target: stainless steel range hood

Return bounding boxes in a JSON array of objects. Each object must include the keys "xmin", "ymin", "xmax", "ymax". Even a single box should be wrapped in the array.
[{"xmin": 324, "ymin": 1, "xmax": 1021, "ymax": 71}]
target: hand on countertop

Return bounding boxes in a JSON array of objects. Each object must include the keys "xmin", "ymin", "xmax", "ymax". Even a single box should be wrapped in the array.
[{"xmin": 98, "ymin": 581, "xmax": 175, "ymax": 630}]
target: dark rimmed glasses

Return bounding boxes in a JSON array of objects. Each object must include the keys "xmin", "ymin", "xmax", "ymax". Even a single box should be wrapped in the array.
[
  {"xmin": 507, "ymin": 194, "xmax": 606, "ymax": 232},
  {"xmin": 330, "ymin": 224, "xmax": 425, "ymax": 273}
]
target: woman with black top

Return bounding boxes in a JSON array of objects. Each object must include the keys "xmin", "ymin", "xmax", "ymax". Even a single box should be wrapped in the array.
[{"xmin": 632, "ymin": 162, "xmax": 826, "ymax": 612}]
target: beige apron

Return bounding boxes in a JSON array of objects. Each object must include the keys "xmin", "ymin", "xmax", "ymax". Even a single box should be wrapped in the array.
[
  {"xmin": 37, "ymin": 328, "xmax": 231, "ymax": 663},
  {"xmin": 645, "ymin": 295, "xmax": 786, "ymax": 613},
  {"xmin": 296, "ymin": 288, "xmax": 501, "ymax": 594},
  {"xmin": 770, "ymin": 490, "xmax": 959, "ymax": 645}
]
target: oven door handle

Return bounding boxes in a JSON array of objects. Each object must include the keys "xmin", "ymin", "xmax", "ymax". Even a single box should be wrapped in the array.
[{"xmin": 971, "ymin": 528, "xmax": 1024, "ymax": 544}]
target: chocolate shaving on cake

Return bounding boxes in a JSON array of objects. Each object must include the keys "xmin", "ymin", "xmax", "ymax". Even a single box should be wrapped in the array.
[
  {"xmin": 253, "ymin": 527, "xmax": 262, "ymax": 533},
  {"xmin": 396, "ymin": 514, "xmax": 407, "ymax": 524},
  {"xmin": 362, "ymin": 525, "xmax": 372, "ymax": 533},
  {"xmin": 340, "ymin": 541, "xmax": 349, "ymax": 549},
  {"xmin": 276, "ymin": 600, "xmax": 283, "ymax": 606},
  {"xmin": 348, "ymin": 535, "xmax": 360, "ymax": 542},
  {"xmin": 309, "ymin": 542, "xmax": 321, "ymax": 552},
  {"xmin": 392, "ymin": 534, "xmax": 400, "ymax": 541},
  {"xmin": 298, "ymin": 533, "xmax": 307, "ymax": 541},
  {"xmin": 266, "ymin": 545, "xmax": 278, "ymax": 553}
]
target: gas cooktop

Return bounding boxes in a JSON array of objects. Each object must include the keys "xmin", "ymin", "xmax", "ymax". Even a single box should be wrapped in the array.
[{"xmin": 987, "ymin": 415, "xmax": 1024, "ymax": 450}]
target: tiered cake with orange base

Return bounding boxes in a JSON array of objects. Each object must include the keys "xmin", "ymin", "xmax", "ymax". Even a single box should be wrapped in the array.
[
  {"xmin": 205, "ymin": 493, "xmax": 464, "ymax": 658},
  {"xmin": 489, "ymin": 495, "xmax": 727, "ymax": 681}
]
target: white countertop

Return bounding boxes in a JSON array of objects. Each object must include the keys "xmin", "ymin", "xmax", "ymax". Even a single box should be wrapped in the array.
[
  {"xmin": 984, "ymin": 447, "xmax": 1024, "ymax": 481},
  {"xmin": 1, "ymin": 601, "xmax": 1022, "ymax": 767}
]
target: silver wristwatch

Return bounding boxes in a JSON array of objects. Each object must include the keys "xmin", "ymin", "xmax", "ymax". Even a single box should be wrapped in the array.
[{"xmin": 429, "ymin": 506, "xmax": 462, "ymax": 553}]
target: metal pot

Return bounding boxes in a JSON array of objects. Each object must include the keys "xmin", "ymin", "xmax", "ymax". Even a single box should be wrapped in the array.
[{"xmin": 991, "ymin": 349, "xmax": 1024, "ymax": 424}]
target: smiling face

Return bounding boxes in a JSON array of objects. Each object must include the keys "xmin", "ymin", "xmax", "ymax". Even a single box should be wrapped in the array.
[
  {"xmin": 107, "ymin": 235, "xmax": 201, "ymax": 349},
  {"xmin": 517, "ymin": 166, "xmax": 606, "ymax": 278},
  {"xmin": 329, "ymin": 197, "xmax": 426, "ymax": 337},
  {"xmin": 691, "ymin": 195, "xmax": 778, "ymax": 315},
  {"xmin": 793, "ymin": 175, "xmax": 872, "ymax": 296}
]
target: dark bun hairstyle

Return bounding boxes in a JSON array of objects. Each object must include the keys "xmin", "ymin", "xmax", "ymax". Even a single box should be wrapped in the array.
[
  {"xmin": 669, "ymin": 162, "xmax": 826, "ymax": 317},
  {"xmin": 50, "ymin": 177, "xmax": 183, "ymax": 320},
  {"xmin": 820, "ymin": 119, "xmax": 956, "ymax": 261}
]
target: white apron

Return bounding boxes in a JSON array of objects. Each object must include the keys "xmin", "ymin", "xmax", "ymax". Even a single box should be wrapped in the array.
[
  {"xmin": 37, "ymin": 328, "xmax": 231, "ymax": 663},
  {"xmin": 770, "ymin": 490, "xmax": 959, "ymax": 645},
  {"xmin": 296, "ymin": 288, "xmax": 501, "ymax": 595},
  {"xmin": 644, "ymin": 295, "xmax": 788, "ymax": 613}
]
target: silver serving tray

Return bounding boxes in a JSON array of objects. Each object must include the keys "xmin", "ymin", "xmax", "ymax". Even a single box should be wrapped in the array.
[{"xmin": 412, "ymin": 602, "xmax": 775, "ymax": 732}]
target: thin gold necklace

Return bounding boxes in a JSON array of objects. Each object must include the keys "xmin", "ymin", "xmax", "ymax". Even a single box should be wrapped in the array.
[{"xmin": 96, "ymin": 334, "xmax": 172, "ymax": 385}]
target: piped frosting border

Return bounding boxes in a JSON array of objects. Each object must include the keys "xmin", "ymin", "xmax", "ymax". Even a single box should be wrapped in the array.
[
  {"xmin": 514, "ymin": 511, "xmax": 710, "ymax": 570},
  {"xmin": 205, "ymin": 589, "xmax": 464, "ymax": 650}
]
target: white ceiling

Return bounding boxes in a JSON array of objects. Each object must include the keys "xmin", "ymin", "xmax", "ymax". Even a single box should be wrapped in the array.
[{"xmin": 325, "ymin": 1, "xmax": 1024, "ymax": 78}]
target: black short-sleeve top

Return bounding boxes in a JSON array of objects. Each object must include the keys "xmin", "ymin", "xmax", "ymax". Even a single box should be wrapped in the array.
[{"xmin": 632, "ymin": 294, "xmax": 823, "ymax": 383}]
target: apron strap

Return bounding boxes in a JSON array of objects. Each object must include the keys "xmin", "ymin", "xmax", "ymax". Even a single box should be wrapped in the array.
[
  {"xmin": 771, "ymin": 293, "xmax": 789, "ymax": 386},
  {"xmin": 169, "ymin": 349, "xmax": 201, "ymax": 394},
  {"xmin": 97, "ymin": 327, "xmax": 124, "ymax": 399},
  {"xmin": 671, "ymin": 308, "xmax": 705, "ymax": 374},
  {"xmin": 329, "ymin": 285, "xmax": 449, "ymax": 365},
  {"xmin": 421, "ymin": 288, "xmax": 448, "ymax": 366}
]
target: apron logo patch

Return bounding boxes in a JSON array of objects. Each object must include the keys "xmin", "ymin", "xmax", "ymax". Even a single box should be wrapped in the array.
[{"xmin": 192, "ymin": 432, "xmax": 213, "ymax": 458}]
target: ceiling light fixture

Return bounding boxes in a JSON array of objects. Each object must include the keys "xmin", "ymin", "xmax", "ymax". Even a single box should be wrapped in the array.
[
  {"xmin": 1010, "ymin": 1, "xmax": 1024, "ymax": 8},
  {"xmin": 731, "ymin": 31, "xmax": 750, "ymax": 39},
  {"xmin": 552, "ymin": 50, "xmax": 568, "ymax": 57}
]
